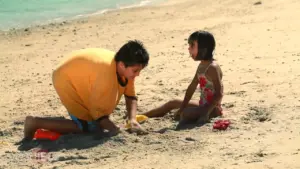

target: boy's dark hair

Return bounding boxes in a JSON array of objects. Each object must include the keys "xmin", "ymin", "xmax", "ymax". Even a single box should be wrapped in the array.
[
  {"xmin": 188, "ymin": 30, "xmax": 216, "ymax": 60},
  {"xmin": 115, "ymin": 40, "xmax": 149, "ymax": 68}
]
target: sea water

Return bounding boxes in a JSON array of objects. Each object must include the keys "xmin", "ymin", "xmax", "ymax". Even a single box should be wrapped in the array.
[{"xmin": 0, "ymin": 0, "xmax": 156, "ymax": 30}]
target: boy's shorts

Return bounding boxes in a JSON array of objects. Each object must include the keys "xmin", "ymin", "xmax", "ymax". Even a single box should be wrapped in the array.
[
  {"xmin": 68, "ymin": 113, "xmax": 109, "ymax": 132},
  {"xmin": 68, "ymin": 112, "xmax": 97, "ymax": 132}
]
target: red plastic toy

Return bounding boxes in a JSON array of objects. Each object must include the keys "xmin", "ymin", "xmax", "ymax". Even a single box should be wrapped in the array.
[
  {"xmin": 33, "ymin": 129, "xmax": 61, "ymax": 141},
  {"xmin": 213, "ymin": 119, "xmax": 231, "ymax": 130}
]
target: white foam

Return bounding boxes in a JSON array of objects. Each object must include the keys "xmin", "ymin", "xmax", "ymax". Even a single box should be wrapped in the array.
[
  {"xmin": 86, "ymin": 0, "xmax": 154, "ymax": 18},
  {"xmin": 119, "ymin": 0, "xmax": 152, "ymax": 9},
  {"xmin": 0, "ymin": 0, "xmax": 159, "ymax": 31}
]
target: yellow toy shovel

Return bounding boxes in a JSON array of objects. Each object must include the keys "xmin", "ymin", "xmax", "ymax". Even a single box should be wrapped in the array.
[{"xmin": 124, "ymin": 115, "xmax": 148, "ymax": 129}]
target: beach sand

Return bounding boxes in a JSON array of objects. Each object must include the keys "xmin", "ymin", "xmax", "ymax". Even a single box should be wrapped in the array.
[{"xmin": 0, "ymin": 0, "xmax": 300, "ymax": 168}]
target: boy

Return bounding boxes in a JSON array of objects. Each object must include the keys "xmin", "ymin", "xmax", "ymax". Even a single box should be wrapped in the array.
[{"xmin": 22, "ymin": 40, "xmax": 149, "ymax": 141}]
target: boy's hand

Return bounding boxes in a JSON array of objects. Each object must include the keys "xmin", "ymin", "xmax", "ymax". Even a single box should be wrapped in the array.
[{"xmin": 128, "ymin": 119, "xmax": 148, "ymax": 135}]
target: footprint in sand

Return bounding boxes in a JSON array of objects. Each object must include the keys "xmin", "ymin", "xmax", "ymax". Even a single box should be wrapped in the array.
[{"xmin": 226, "ymin": 91, "xmax": 246, "ymax": 97}]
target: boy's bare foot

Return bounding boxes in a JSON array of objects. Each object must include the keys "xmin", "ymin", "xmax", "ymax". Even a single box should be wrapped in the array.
[
  {"xmin": 15, "ymin": 138, "xmax": 39, "ymax": 151},
  {"xmin": 24, "ymin": 116, "xmax": 38, "ymax": 140},
  {"xmin": 15, "ymin": 138, "xmax": 31, "ymax": 145}
]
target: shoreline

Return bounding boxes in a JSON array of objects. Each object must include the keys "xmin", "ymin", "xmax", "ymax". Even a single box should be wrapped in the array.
[{"xmin": 0, "ymin": 0, "xmax": 165, "ymax": 33}]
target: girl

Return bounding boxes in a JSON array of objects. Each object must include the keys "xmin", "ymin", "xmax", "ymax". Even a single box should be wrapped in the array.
[{"xmin": 142, "ymin": 30, "xmax": 224, "ymax": 124}]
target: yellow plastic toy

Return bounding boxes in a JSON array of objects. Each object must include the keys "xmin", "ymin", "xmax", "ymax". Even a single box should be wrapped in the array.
[
  {"xmin": 0, "ymin": 141, "xmax": 9, "ymax": 146},
  {"xmin": 125, "ymin": 115, "xmax": 148, "ymax": 129}
]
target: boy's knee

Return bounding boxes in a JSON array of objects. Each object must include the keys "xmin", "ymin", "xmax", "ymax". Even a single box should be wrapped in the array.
[{"xmin": 97, "ymin": 116, "xmax": 118, "ymax": 131}]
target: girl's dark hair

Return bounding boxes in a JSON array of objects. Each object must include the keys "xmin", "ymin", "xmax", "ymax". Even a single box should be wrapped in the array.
[
  {"xmin": 188, "ymin": 30, "xmax": 216, "ymax": 60},
  {"xmin": 114, "ymin": 40, "xmax": 149, "ymax": 68}
]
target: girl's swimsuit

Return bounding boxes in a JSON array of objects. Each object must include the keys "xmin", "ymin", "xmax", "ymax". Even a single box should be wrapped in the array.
[{"xmin": 197, "ymin": 63, "xmax": 223, "ymax": 117}]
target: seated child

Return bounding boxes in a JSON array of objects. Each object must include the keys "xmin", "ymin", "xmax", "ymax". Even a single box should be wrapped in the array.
[{"xmin": 142, "ymin": 30, "xmax": 224, "ymax": 124}]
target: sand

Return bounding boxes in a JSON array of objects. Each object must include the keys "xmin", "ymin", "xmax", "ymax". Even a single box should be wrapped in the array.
[{"xmin": 0, "ymin": 0, "xmax": 300, "ymax": 168}]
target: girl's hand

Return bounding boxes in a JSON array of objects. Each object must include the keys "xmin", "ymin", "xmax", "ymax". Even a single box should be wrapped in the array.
[
  {"xmin": 197, "ymin": 116, "xmax": 210, "ymax": 124},
  {"xmin": 174, "ymin": 110, "xmax": 181, "ymax": 121},
  {"xmin": 197, "ymin": 109, "xmax": 210, "ymax": 124}
]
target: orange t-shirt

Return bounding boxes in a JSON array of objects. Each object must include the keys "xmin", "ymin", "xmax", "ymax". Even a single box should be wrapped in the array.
[{"xmin": 52, "ymin": 48, "xmax": 136, "ymax": 121}]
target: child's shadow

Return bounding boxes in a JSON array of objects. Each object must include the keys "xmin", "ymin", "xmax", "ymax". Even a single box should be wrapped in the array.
[
  {"xmin": 16, "ymin": 117, "xmax": 124, "ymax": 152},
  {"xmin": 175, "ymin": 121, "xmax": 207, "ymax": 131},
  {"xmin": 154, "ymin": 121, "xmax": 207, "ymax": 134}
]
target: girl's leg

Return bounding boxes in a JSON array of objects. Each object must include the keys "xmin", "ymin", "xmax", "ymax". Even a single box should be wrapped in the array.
[
  {"xmin": 24, "ymin": 116, "xmax": 82, "ymax": 140},
  {"xmin": 142, "ymin": 99, "xmax": 199, "ymax": 118}
]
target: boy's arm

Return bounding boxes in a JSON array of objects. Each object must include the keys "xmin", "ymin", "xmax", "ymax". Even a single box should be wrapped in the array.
[
  {"xmin": 123, "ymin": 79, "xmax": 137, "ymax": 119},
  {"xmin": 125, "ymin": 96, "xmax": 147, "ymax": 134},
  {"xmin": 124, "ymin": 80, "xmax": 146, "ymax": 133},
  {"xmin": 125, "ymin": 95, "xmax": 138, "ymax": 121},
  {"xmin": 205, "ymin": 65, "xmax": 223, "ymax": 116},
  {"xmin": 177, "ymin": 72, "xmax": 199, "ymax": 114}
]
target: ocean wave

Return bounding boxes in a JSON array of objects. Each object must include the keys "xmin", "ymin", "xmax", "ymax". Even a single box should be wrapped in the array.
[{"xmin": 0, "ymin": 0, "xmax": 159, "ymax": 31}]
